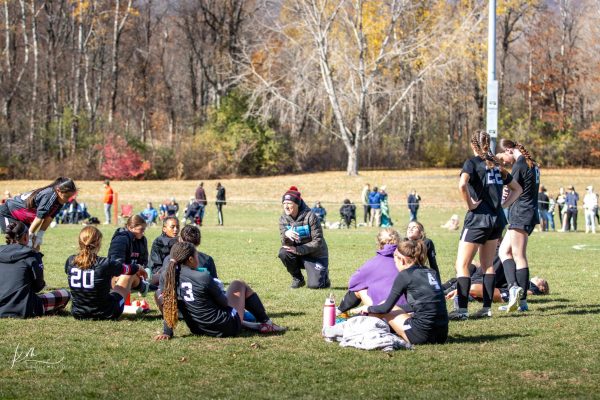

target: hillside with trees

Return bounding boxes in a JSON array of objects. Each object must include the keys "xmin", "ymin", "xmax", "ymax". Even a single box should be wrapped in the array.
[{"xmin": 1, "ymin": 0, "xmax": 599, "ymax": 179}]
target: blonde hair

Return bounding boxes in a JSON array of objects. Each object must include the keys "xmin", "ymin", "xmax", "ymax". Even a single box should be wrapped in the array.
[
  {"xmin": 377, "ymin": 228, "xmax": 401, "ymax": 249},
  {"xmin": 73, "ymin": 226, "xmax": 102, "ymax": 270}
]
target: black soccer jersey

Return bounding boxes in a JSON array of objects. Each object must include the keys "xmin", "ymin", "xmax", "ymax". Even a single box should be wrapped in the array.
[
  {"xmin": 461, "ymin": 156, "xmax": 513, "ymax": 228},
  {"xmin": 368, "ymin": 265, "xmax": 448, "ymax": 331},
  {"xmin": 509, "ymin": 155, "xmax": 540, "ymax": 226},
  {"xmin": 175, "ymin": 267, "xmax": 235, "ymax": 337},
  {"xmin": 2, "ymin": 188, "xmax": 63, "ymax": 225},
  {"xmin": 65, "ymin": 255, "xmax": 138, "ymax": 319}
]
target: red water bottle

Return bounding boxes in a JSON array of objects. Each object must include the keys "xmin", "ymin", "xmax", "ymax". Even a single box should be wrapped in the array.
[{"xmin": 323, "ymin": 293, "xmax": 336, "ymax": 331}]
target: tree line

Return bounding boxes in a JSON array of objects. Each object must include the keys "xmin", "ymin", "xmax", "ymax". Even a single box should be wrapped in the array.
[{"xmin": 1, "ymin": 0, "xmax": 599, "ymax": 179}]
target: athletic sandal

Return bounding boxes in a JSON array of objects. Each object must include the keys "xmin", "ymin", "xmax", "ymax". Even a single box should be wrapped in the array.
[{"xmin": 258, "ymin": 322, "xmax": 287, "ymax": 334}]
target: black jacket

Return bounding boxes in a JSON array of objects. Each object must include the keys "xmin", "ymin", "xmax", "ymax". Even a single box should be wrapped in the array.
[
  {"xmin": 107, "ymin": 228, "xmax": 148, "ymax": 268},
  {"xmin": 0, "ymin": 244, "xmax": 45, "ymax": 318},
  {"xmin": 150, "ymin": 233, "xmax": 177, "ymax": 274},
  {"xmin": 279, "ymin": 200, "xmax": 328, "ymax": 259}
]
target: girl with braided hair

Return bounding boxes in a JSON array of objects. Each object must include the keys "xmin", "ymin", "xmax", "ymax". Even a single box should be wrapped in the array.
[
  {"xmin": 155, "ymin": 242, "xmax": 285, "ymax": 340},
  {"xmin": 449, "ymin": 131, "xmax": 522, "ymax": 320},
  {"xmin": 497, "ymin": 139, "xmax": 540, "ymax": 313},
  {"xmin": 0, "ymin": 221, "xmax": 71, "ymax": 318},
  {"xmin": 65, "ymin": 226, "xmax": 147, "ymax": 319}
]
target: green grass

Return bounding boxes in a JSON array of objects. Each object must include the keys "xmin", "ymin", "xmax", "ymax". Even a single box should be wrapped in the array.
[{"xmin": 1, "ymin": 171, "xmax": 600, "ymax": 399}]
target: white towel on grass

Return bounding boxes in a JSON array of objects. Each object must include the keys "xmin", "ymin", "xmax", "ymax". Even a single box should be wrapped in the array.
[{"xmin": 323, "ymin": 316, "xmax": 412, "ymax": 352}]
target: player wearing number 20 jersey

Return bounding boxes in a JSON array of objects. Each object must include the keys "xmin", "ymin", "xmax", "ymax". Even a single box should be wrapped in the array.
[{"xmin": 65, "ymin": 255, "xmax": 140, "ymax": 319}]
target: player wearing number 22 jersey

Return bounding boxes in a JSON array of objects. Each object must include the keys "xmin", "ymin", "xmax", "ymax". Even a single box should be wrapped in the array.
[
  {"xmin": 65, "ymin": 255, "xmax": 140, "ymax": 319},
  {"xmin": 460, "ymin": 156, "xmax": 514, "ymax": 242}
]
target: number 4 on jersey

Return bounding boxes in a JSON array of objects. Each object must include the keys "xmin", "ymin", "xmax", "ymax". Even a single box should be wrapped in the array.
[{"xmin": 427, "ymin": 272, "xmax": 440, "ymax": 291}]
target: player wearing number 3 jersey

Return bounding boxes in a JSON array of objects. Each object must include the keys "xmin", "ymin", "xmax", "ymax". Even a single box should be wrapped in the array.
[
  {"xmin": 65, "ymin": 226, "xmax": 148, "ymax": 320},
  {"xmin": 155, "ymin": 242, "xmax": 286, "ymax": 340},
  {"xmin": 449, "ymin": 131, "xmax": 522, "ymax": 321}
]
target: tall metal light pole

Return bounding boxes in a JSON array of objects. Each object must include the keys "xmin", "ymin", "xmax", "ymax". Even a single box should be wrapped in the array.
[{"xmin": 487, "ymin": 0, "xmax": 498, "ymax": 153}]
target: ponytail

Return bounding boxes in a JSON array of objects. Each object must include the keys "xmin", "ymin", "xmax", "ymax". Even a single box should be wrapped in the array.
[
  {"xmin": 163, "ymin": 242, "xmax": 196, "ymax": 331},
  {"xmin": 73, "ymin": 226, "xmax": 102, "ymax": 270},
  {"xmin": 5, "ymin": 221, "xmax": 28, "ymax": 244}
]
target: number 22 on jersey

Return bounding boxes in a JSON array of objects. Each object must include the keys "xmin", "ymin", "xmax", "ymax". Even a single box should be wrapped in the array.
[{"xmin": 486, "ymin": 168, "xmax": 503, "ymax": 185}]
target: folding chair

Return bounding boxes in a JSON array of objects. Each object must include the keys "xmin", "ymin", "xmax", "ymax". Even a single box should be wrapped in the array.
[{"xmin": 118, "ymin": 204, "xmax": 134, "ymax": 225}]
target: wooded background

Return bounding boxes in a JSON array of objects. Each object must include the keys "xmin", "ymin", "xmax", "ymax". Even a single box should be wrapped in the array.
[{"xmin": 1, "ymin": 0, "xmax": 599, "ymax": 179}]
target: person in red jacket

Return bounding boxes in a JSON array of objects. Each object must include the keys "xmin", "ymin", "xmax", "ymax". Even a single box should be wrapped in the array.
[{"xmin": 103, "ymin": 180, "xmax": 114, "ymax": 225}]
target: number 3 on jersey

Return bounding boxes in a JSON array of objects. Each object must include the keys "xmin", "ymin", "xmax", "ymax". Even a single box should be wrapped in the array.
[
  {"xmin": 486, "ymin": 168, "xmax": 503, "ymax": 185},
  {"xmin": 181, "ymin": 282, "xmax": 195, "ymax": 301}
]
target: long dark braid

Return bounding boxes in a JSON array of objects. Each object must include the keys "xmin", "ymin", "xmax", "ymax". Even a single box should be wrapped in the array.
[
  {"xmin": 471, "ymin": 130, "xmax": 508, "ymax": 178},
  {"xmin": 163, "ymin": 242, "xmax": 196, "ymax": 330},
  {"xmin": 500, "ymin": 138, "xmax": 538, "ymax": 169}
]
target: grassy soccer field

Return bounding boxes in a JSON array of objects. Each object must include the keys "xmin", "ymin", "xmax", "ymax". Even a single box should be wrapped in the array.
[{"xmin": 1, "ymin": 170, "xmax": 599, "ymax": 399}]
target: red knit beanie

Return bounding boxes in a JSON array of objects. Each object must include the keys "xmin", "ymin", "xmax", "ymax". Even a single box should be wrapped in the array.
[{"xmin": 282, "ymin": 186, "xmax": 302, "ymax": 205}]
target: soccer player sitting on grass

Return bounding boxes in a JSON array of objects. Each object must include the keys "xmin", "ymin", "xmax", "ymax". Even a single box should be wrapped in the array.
[
  {"xmin": 0, "ymin": 221, "xmax": 71, "ymax": 318},
  {"xmin": 352, "ymin": 239, "xmax": 449, "ymax": 345},
  {"xmin": 155, "ymin": 242, "xmax": 286, "ymax": 339},
  {"xmin": 337, "ymin": 228, "xmax": 407, "ymax": 316},
  {"xmin": 65, "ymin": 226, "xmax": 148, "ymax": 320}
]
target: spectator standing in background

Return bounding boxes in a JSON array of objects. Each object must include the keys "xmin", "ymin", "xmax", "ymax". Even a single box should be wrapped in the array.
[
  {"xmin": 194, "ymin": 182, "xmax": 207, "ymax": 224},
  {"xmin": 216, "ymin": 182, "xmax": 226, "ymax": 226},
  {"xmin": 103, "ymin": 180, "xmax": 114, "ymax": 225},
  {"xmin": 583, "ymin": 186, "xmax": 597, "ymax": 234},
  {"xmin": 361, "ymin": 183, "xmax": 371, "ymax": 224},
  {"xmin": 407, "ymin": 189, "xmax": 421, "ymax": 222},
  {"xmin": 563, "ymin": 185, "xmax": 579, "ymax": 232},
  {"xmin": 368, "ymin": 187, "xmax": 382, "ymax": 227},
  {"xmin": 556, "ymin": 187, "xmax": 567, "ymax": 230},
  {"xmin": 537, "ymin": 186, "xmax": 550, "ymax": 231}
]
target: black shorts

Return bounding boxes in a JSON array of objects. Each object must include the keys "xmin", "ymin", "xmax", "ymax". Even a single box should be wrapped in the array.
[
  {"xmin": 508, "ymin": 224, "xmax": 535, "ymax": 235},
  {"xmin": 402, "ymin": 319, "xmax": 448, "ymax": 345},
  {"xmin": 105, "ymin": 292, "xmax": 126, "ymax": 320},
  {"xmin": 460, "ymin": 225, "xmax": 504, "ymax": 244}
]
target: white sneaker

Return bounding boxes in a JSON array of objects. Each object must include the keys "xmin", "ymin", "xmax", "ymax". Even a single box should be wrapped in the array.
[{"xmin": 506, "ymin": 286, "xmax": 524, "ymax": 312}]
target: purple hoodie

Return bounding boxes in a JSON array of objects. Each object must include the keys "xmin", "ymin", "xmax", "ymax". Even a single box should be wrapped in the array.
[{"xmin": 348, "ymin": 244, "xmax": 407, "ymax": 306}]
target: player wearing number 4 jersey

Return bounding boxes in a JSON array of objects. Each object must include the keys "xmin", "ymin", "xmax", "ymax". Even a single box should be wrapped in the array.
[
  {"xmin": 449, "ymin": 131, "xmax": 522, "ymax": 321},
  {"xmin": 354, "ymin": 239, "xmax": 448, "ymax": 345},
  {"xmin": 498, "ymin": 139, "xmax": 540, "ymax": 313},
  {"xmin": 155, "ymin": 242, "xmax": 286, "ymax": 340},
  {"xmin": 65, "ymin": 226, "xmax": 148, "ymax": 320}
]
